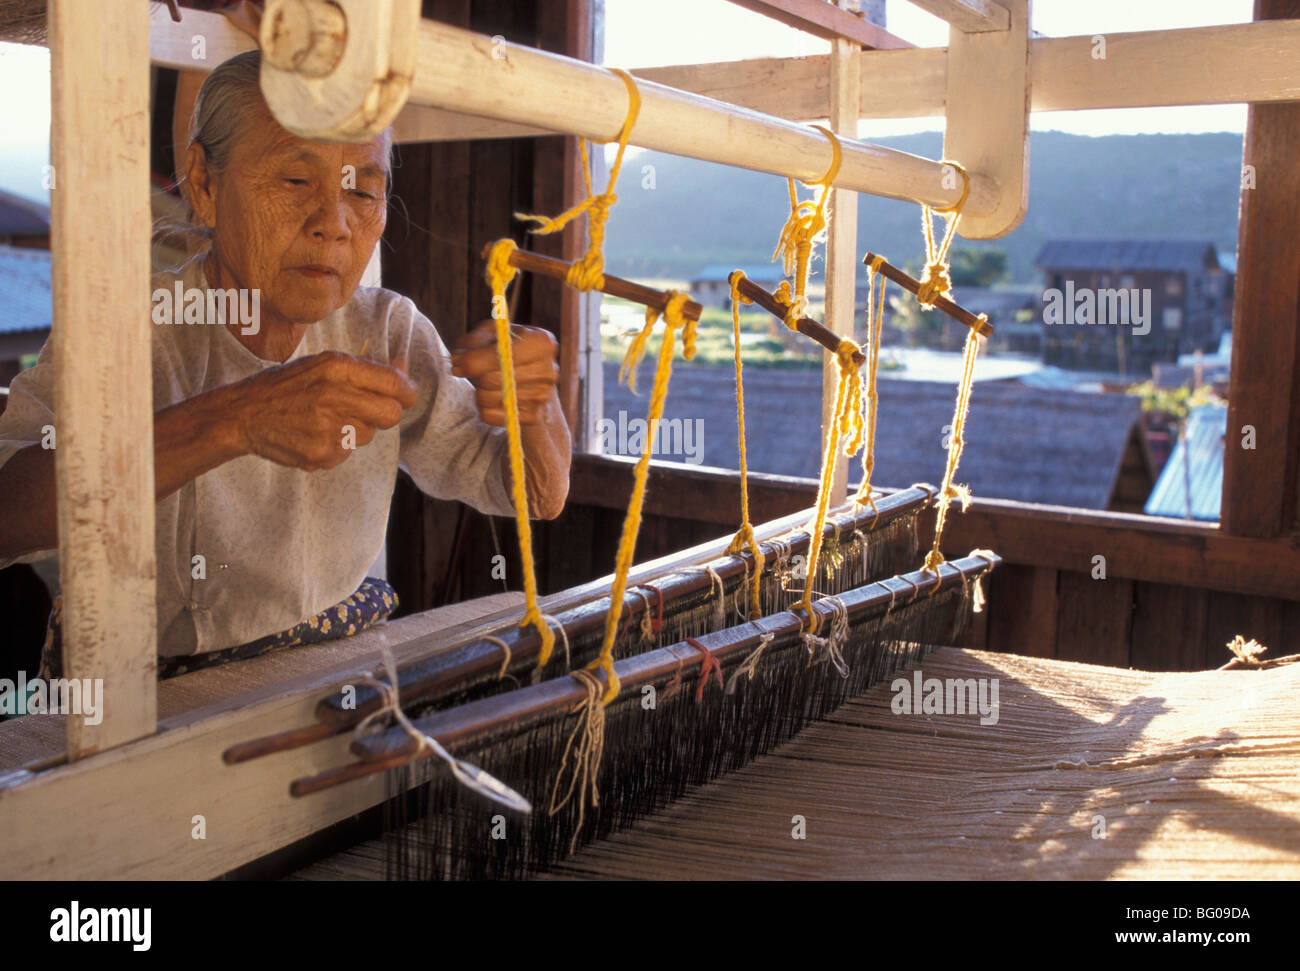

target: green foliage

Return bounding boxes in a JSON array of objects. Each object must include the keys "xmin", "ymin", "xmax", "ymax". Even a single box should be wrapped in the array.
[
  {"xmin": 948, "ymin": 247, "xmax": 1008, "ymax": 287},
  {"xmin": 1126, "ymin": 380, "xmax": 1222, "ymax": 420}
]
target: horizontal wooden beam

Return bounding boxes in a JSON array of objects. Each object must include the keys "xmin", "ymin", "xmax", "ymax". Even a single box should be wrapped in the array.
[
  {"xmin": 906, "ymin": 0, "xmax": 1010, "ymax": 33},
  {"xmin": 639, "ymin": 20, "xmax": 1300, "ymax": 123},
  {"xmin": 726, "ymin": 0, "xmax": 914, "ymax": 49}
]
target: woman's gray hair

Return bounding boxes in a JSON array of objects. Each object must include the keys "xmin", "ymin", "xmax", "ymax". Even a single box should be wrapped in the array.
[
  {"xmin": 156, "ymin": 49, "xmax": 393, "ymax": 268},
  {"xmin": 189, "ymin": 49, "xmax": 393, "ymax": 182}
]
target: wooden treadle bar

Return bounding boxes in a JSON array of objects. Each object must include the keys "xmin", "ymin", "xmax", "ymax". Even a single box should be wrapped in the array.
[
  {"xmin": 862, "ymin": 252, "xmax": 996, "ymax": 338},
  {"xmin": 733, "ymin": 275, "xmax": 868, "ymax": 365},
  {"xmin": 288, "ymin": 552, "xmax": 1001, "ymax": 796},
  {"xmin": 493, "ymin": 245, "xmax": 705, "ymax": 322},
  {"xmin": 221, "ymin": 486, "xmax": 935, "ymax": 765}
]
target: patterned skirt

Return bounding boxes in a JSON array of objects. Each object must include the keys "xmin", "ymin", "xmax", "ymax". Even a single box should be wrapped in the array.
[{"xmin": 36, "ymin": 577, "xmax": 398, "ymax": 681}]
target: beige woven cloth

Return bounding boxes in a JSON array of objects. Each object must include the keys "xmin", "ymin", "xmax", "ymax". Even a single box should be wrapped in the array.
[{"xmin": 540, "ymin": 648, "xmax": 1300, "ymax": 880}]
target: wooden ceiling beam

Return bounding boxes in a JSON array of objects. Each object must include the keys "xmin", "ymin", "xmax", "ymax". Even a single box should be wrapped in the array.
[
  {"xmin": 906, "ymin": 0, "xmax": 1010, "ymax": 33},
  {"xmin": 725, "ymin": 0, "xmax": 914, "ymax": 49}
]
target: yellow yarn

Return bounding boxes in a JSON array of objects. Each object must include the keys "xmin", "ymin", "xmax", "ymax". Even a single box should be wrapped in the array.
[
  {"xmin": 593, "ymin": 291, "xmax": 697, "ymax": 703},
  {"xmin": 796, "ymin": 337, "xmax": 865, "ymax": 633},
  {"xmin": 771, "ymin": 125, "xmax": 843, "ymax": 325},
  {"xmin": 515, "ymin": 68, "xmax": 641, "ymax": 293},
  {"xmin": 724, "ymin": 271, "xmax": 765, "ymax": 618},
  {"xmin": 852, "ymin": 255, "xmax": 888, "ymax": 509},
  {"xmin": 917, "ymin": 160, "xmax": 970, "ymax": 308},
  {"xmin": 922, "ymin": 322, "xmax": 984, "ymax": 574},
  {"xmin": 484, "ymin": 238, "xmax": 557, "ymax": 666}
]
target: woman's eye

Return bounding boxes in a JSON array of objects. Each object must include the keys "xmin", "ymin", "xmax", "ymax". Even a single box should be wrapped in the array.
[
  {"xmin": 284, "ymin": 178, "xmax": 309, "ymax": 187},
  {"xmin": 352, "ymin": 190, "xmax": 375, "ymax": 200}
]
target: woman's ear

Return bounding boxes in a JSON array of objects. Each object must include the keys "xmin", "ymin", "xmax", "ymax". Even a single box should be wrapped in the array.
[{"xmin": 184, "ymin": 142, "xmax": 219, "ymax": 230}]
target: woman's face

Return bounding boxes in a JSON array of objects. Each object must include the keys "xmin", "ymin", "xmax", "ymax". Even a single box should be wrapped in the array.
[{"xmin": 191, "ymin": 99, "xmax": 389, "ymax": 327}]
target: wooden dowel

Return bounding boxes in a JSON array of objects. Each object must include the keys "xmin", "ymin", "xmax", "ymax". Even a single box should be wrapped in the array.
[
  {"xmin": 733, "ymin": 276, "xmax": 867, "ymax": 366},
  {"xmin": 288, "ymin": 552, "xmax": 1001, "ymax": 796},
  {"xmin": 223, "ymin": 487, "xmax": 935, "ymax": 765},
  {"xmin": 494, "ymin": 245, "xmax": 703, "ymax": 322},
  {"xmin": 862, "ymin": 252, "xmax": 995, "ymax": 338}
]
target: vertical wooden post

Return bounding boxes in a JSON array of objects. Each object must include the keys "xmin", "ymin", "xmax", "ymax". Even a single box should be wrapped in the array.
[
  {"xmin": 820, "ymin": 1, "xmax": 862, "ymax": 501},
  {"xmin": 49, "ymin": 0, "xmax": 157, "ymax": 756},
  {"xmin": 1222, "ymin": 0, "xmax": 1300, "ymax": 537}
]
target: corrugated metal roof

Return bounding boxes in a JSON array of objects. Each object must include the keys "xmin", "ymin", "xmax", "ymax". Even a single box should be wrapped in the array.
[
  {"xmin": 0, "ymin": 244, "xmax": 52, "ymax": 335},
  {"xmin": 689, "ymin": 264, "xmax": 787, "ymax": 284},
  {"xmin": 1035, "ymin": 239, "xmax": 1219, "ymax": 274},
  {"xmin": 0, "ymin": 190, "xmax": 50, "ymax": 237},
  {"xmin": 603, "ymin": 363, "xmax": 1143, "ymax": 509},
  {"xmin": 1143, "ymin": 404, "xmax": 1225, "ymax": 521}
]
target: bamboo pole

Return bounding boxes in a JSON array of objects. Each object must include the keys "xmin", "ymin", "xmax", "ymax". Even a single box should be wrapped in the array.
[{"xmin": 49, "ymin": 0, "xmax": 157, "ymax": 756}]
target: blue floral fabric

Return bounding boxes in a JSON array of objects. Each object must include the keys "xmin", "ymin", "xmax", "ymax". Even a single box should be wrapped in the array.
[{"xmin": 37, "ymin": 577, "xmax": 398, "ymax": 681}]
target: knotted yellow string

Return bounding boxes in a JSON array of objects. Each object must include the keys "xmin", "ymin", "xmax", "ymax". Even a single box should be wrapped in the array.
[
  {"xmin": 771, "ymin": 125, "xmax": 843, "ymax": 327},
  {"xmin": 922, "ymin": 322, "xmax": 984, "ymax": 574},
  {"xmin": 917, "ymin": 160, "xmax": 971, "ymax": 308},
  {"xmin": 796, "ymin": 338, "xmax": 865, "ymax": 633},
  {"xmin": 852, "ymin": 255, "xmax": 888, "ymax": 509},
  {"xmin": 514, "ymin": 68, "xmax": 641, "ymax": 293},
  {"xmin": 724, "ymin": 271, "xmax": 765, "ymax": 617},
  {"xmin": 485, "ymin": 238, "xmax": 556, "ymax": 666},
  {"xmin": 593, "ymin": 292, "xmax": 697, "ymax": 703}
]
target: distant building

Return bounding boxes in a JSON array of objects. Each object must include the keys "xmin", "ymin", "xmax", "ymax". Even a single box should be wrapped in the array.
[
  {"xmin": 689, "ymin": 264, "xmax": 786, "ymax": 309},
  {"xmin": 603, "ymin": 363, "xmax": 1154, "ymax": 512},
  {"xmin": 1035, "ymin": 239, "xmax": 1234, "ymax": 375},
  {"xmin": 1144, "ymin": 404, "xmax": 1226, "ymax": 521},
  {"xmin": 0, "ymin": 244, "xmax": 51, "ymax": 388},
  {"xmin": 0, "ymin": 189, "xmax": 50, "ymax": 250}
]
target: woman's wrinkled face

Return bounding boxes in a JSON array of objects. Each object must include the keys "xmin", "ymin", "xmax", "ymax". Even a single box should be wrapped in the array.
[{"xmin": 191, "ymin": 99, "xmax": 389, "ymax": 326}]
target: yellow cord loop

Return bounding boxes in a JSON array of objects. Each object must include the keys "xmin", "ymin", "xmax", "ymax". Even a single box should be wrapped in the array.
[
  {"xmin": 593, "ymin": 291, "xmax": 696, "ymax": 703},
  {"xmin": 772, "ymin": 125, "xmax": 842, "ymax": 317},
  {"xmin": 852, "ymin": 255, "xmax": 888, "ymax": 509},
  {"xmin": 484, "ymin": 238, "xmax": 558, "ymax": 666},
  {"xmin": 515, "ymin": 68, "xmax": 641, "ymax": 293},
  {"xmin": 724, "ymin": 271, "xmax": 765, "ymax": 617},
  {"xmin": 922, "ymin": 322, "xmax": 984, "ymax": 574},
  {"xmin": 917, "ymin": 160, "xmax": 971, "ymax": 308},
  {"xmin": 796, "ymin": 336, "xmax": 865, "ymax": 633}
]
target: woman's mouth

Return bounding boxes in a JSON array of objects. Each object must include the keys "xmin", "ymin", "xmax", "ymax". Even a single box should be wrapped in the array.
[{"xmin": 293, "ymin": 265, "xmax": 339, "ymax": 279}]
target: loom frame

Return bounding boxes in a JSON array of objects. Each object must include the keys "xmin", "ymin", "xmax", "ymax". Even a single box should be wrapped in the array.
[{"xmin": 2, "ymin": 0, "xmax": 1298, "ymax": 880}]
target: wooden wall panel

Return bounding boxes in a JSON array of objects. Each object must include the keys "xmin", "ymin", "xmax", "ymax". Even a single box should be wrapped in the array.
[
  {"xmin": 1130, "ymin": 582, "xmax": 1209, "ymax": 672},
  {"xmin": 1054, "ymin": 572, "xmax": 1133, "ymax": 668},
  {"xmin": 983, "ymin": 564, "xmax": 1058, "ymax": 659}
]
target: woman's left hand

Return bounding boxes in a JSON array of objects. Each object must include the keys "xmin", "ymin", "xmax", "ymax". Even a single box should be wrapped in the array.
[{"xmin": 451, "ymin": 321, "xmax": 560, "ymax": 426}]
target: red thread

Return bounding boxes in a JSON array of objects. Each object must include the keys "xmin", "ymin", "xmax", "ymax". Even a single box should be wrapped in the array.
[
  {"xmin": 637, "ymin": 582, "xmax": 665, "ymax": 634},
  {"xmin": 685, "ymin": 637, "xmax": 723, "ymax": 702}
]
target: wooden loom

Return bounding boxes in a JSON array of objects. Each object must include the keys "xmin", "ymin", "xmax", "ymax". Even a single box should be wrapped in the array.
[{"xmin": 1, "ymin": 0, "xmax": 1299, "ymax": 880}]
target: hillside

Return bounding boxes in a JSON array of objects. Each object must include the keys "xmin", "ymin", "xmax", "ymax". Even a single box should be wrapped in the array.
[{"xmin": 603, "ymin": 131, "xmax": 1244, "ymax": 284}]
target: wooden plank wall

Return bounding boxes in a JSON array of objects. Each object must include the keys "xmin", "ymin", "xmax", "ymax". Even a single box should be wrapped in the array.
[{"xmin": 383, "ymin": 0, "xmax": 588, "ymax": 615}]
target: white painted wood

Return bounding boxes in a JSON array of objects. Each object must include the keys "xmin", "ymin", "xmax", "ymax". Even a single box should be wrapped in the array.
[
  {"xmin": 259, "ymin": 0, "xmax": 422, "ymax": 139},
  {"xmin": 821, "ymin": 26, "xmax": 861, "ymax": 501},
  {"xmin": 390, "ymin": 19, "xmax": 994, "ymax": 213},
  {"xmin": 49, "ymin": 0, "xmax": 157, "ymax": 757},
  {"xmin": 906, "ymin": 0, "xmax": 1010, "ymax": 33},
  {"xmin": 943, "ymin": 0, "xmax": 1030, "ymax": 239}
]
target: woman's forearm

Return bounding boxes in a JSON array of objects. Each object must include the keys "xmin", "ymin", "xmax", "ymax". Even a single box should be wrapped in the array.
[{"xmin": 153, "ymin": 384, "xmax": 248, "ymax": 501}]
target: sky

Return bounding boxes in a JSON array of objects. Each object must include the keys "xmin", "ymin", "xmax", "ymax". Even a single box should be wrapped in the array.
[{"xmin": 0, "ymin": 0, "xmax": 1255, "ymax": 204}]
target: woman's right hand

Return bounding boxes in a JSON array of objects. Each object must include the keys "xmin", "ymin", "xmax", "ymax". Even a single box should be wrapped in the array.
[{"xmin": 229, "ymin": 351, "xmax": 417, "ymax": 471}]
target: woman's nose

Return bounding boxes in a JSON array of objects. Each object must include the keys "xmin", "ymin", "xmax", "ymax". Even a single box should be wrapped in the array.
[{"xmin": 306, "ymin": 189, "xmax": 350, "ymax": 241}]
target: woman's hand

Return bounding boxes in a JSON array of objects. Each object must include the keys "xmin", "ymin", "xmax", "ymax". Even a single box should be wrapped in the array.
[
  {"xmin": 450, "ymin": 321, "xmax": 560, "ymax": 426},
  {"xmin": 228, "ymin": 350, "xmax": 417, "ymax": 471}
]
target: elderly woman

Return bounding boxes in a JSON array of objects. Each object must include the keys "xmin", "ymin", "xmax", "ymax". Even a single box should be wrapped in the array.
[{"xmin": 0, "ymin": 50, "xmax": 570, "ymax": 676}]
